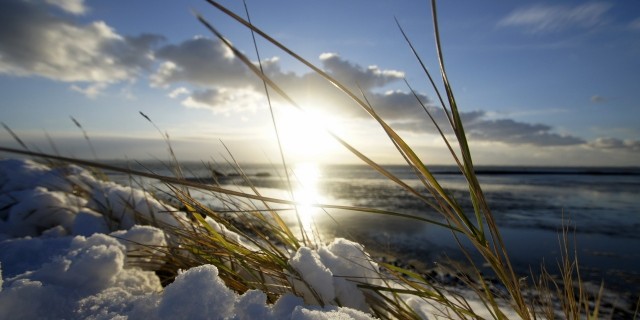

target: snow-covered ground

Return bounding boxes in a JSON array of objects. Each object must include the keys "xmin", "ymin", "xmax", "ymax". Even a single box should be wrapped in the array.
[{"xmin": 0, "ymin": 158, "xmax": 518, "ymax": 319}]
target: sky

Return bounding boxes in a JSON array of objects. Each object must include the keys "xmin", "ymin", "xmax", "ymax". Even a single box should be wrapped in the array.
[{"xmin": 0, "ymin": 0, "xmax": 639, "ymax": 166}]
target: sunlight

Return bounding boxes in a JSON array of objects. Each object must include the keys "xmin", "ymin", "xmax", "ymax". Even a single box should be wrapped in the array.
[
  {"xmin": 291, "ymin": 162, "xmax": 323, "ymax": 243},
  {"xmin": 276, "ymin": 107, "xmax": 341, "ymax": 161}
]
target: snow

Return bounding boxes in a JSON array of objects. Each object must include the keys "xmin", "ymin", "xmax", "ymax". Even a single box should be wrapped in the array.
[
  {"xmin": 157, "ymin": 265, "xmax": 238, "ymax": 319},
  {"xmin": 288, "ymin": 240, "xmax": 382, "ymax": 313},
  {"xmin": 290, "ymin": 247, "xmax": 337, "ymax": 304},
  {"xmin": 0, "ymin": 158, "xmax": 385, "ymax": 319},
  {"xmin": 0, "ymin": 158, "xmax": 521, "ymax": 319},
  {"xmin": 0, "ymin": 232, "xmax": 162, "ymax": 319}
]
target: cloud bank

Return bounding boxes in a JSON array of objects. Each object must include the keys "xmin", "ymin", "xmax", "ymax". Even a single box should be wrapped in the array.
[
  {"xmin": 0, "ymin": 0, "xmax": 163, "ymax": 97},
  {"xmin": 0, "ymin": 0, "xmax": 637, "ymax": 155}
]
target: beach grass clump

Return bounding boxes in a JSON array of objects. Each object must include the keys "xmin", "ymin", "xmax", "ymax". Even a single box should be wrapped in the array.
[
  {"xmin": 188, "ymin": 0, "xmax": 530, "ymax": 317},
  {"xmin": 0, "ymin": 0, "xmax": 630, "ymax": 319}
]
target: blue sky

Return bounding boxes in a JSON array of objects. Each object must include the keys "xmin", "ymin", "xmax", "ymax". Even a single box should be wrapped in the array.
[{"xmin": 0, "ymin": 0, "xmax": 639, "ymax": 166}]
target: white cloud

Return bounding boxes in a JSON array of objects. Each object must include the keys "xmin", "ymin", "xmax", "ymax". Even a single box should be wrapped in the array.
[
  {"xmin": 150, "ymin": 62, "xmax": 179, "ymax": 88},
  {"xmin": 168, "ymin": 87, "xmax": 190, "ymax": 99},
  {"xmin": 70, "ymin": 82, "xmax": 109, "ymax": 98},
  {"xmin": 319, "ymin": 52, "xmax": 337, "ymax": 60},
  {"xmin": 0, "ymin": 0, "xmax": 162, "ymax": 91},
  {"xmin": 45, "ymin": 0, "xmax": 87, "ymax": 15},
  {"xmin": 499, "ymin": 3, "xmax": 612, "ymax": 33}
]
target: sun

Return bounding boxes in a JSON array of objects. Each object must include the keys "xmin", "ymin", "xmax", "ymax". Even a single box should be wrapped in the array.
[{"xmin": 274, "ymin": 106, "xmax": 341, "ymax": 161}]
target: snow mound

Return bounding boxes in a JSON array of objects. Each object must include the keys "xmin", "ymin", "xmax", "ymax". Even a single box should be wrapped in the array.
[
  {"xmin": 0, "ymin": 234, "xmax": 375, "ymax": 320},
  {"xmin": 0, "ymin": 158, "xmax": 183, "ymax": 238},
  {"xmin": 289, "ymin": 239, "xmax": 381, "ymax": 312},
  {"xmin": 0, "ymin": 159, "xmax": 381, "ymax": 319},
  {"xmin": 0, "ymin": 232, "xmax": 162, "ymax": 319}
]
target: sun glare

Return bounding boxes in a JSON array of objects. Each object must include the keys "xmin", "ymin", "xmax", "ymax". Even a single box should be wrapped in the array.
[
  {"xmin": 276, "ymin": 107, "xmax": 341, "ymax": 162},
  {"xmin": 291, "ymin": 162, "xmax": 323, "ymax": 242}
]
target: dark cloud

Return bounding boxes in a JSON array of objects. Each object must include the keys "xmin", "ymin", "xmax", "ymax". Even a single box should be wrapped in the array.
[
  {"xmin": 0, "ymin": 0, "xmax": 162, "ymax": 92},
  {"xmin": 364, "ymin": 90, "xmax": 430, "ymax": 120},
  {"xmin": 319, "ymin": 53, "xmax": 404, "ymax": 90},
  {"xmin": 589, "ymin": 137, "xmax": 640, "ymax": 152},
  {"xmin": 590, "ymin": 95, "xmax": 606, "ymax": 103},
  {"xmin": 152, "ymin": 37, "xmax": 255, "ymax": 88},
  {"xmin": 466, "ymin": 118, "xmax": 585, "ymax": 146},
  {"xmin": 392, "ymin": 110, "xmax": 586, "ymax": 147}
]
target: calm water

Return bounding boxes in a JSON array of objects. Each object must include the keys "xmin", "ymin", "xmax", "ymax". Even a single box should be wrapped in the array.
[{"xmin": 109, "ymin": 162, "xmax": 640, "ymax": 293}]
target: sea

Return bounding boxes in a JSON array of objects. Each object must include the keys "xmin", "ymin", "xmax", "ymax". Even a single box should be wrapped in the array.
[{"xmin": 107, "ymin": 161, "xmax": 640, "ymax": 294}]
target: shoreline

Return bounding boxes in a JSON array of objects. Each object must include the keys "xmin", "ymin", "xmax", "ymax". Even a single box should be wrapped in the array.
[{"xmin": 364, "ymin": 247, "xmax": 638, "ymax": 320}]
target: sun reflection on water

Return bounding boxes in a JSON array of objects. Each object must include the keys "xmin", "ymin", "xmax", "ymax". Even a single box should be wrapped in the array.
[{"xmin": 292, "ymin": 162, "xmax": 323, "ymax": 244}]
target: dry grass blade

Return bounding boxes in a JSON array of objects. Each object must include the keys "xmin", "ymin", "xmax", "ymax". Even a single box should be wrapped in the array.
[
  {"xmin": 241, "ymin": 0, "xmax": 307, "ymax": 245},
  {"xmin": 139, "ymin": 111, "xmax": 187, "ymax": 182},
  {"xmin": 2, "ymin": 122, "xmax": 29, "ymax": 151},
  {"xmin": 219, "ymin": 141, "xmax": 300, "ymax": 247},
  {"xmin": 70, "ymin": 116, "xmax": 98, "ymax": 160}
]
